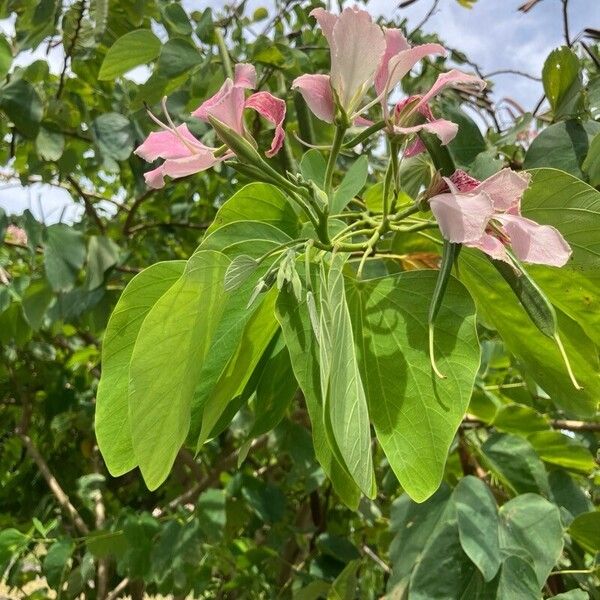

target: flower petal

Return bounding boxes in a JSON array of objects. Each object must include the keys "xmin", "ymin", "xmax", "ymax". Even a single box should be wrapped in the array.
[
  {"xmin": 449, "ymin": 170, "xmax": 481, "ymax": 193},
  {"xmin": 234, "ymin": 63, "xmax": 256, "ymax": 89},
  {"xmin": 310, "ymin": 7, "xmax": 337, "ymax": 46},
  {"xmin": 162, "ymin": 152, "xmax": 221, "ymax": 180},
  {"xmin": 292, "ymin": 74, "xmax": 335, "ymax": 123},
  {"xmin": 329, "ymin": 7, "xmax": 386, "ymax": 112},
  {"xmin": 430, "ymin": 191, "xmax": 494, "ymax": 244},
  {"xmin": 417, "ymin": 69, "xmax": 486, "ymax": 109},
  {"xmin": 394, "ymin": 118, "xmax": 458, "ymax": 145},
  {"xmin": 144, "ymin": 166, "xmax": 166, "ymax": 189},
  {"xmin": 245, "ymin": 91, "xmax": 286, "ymax": 157},
  {"xmin": 375, "ymin": 27, "xmax": 411, "ymax": 96},
  {"xmin": 134, "ymin": 124, "xmax": 202, "ymax": 161},
  {"xmin": 192, "ymin": 79, "xmax": 246, "ymax": 135},
  {"xmin": 385, "ymin": 44, "xmax": 446, "ymax": 93},
  {"xmin": 404, "ymin": 138, "xmax": 426, "ymax": 157},
  {"xmin": 496, "ymin": 213, "xmax": 572, "ymax": 267},
  {"xmin": 476, "ymin": 169, "xmax": 531, "ymax": 213},
  {"xmin": 465, "ymin": 233, "xmax": 509, "ymax": 262}
]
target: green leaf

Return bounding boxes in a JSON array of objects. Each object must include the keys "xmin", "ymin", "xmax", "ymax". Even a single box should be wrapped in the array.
[
  {"xmin": 549, "ymin": 469, "xmax": 594, "ymax": 518},
  {"xmin": 86, "ymin": 235, "xmax": 119, "ymax": 290},
  {"xmin": 491, "ymin": 403, "xmax": 549, "ymax": 436},
  {"xmin": 549, "ymin": 592, "xmax": 589, "ymax": 600},
  {"xmin": 523, "ymin": 121, "xmax": 600, "ymax": 178},
  {"xmin": 388, "ymin": 485, "xmax": 452, "ymax": 591},
  {"xmin": 498, "ymin": 493, "xmax": 563, "ymax": 586},
  {"xmin": 0, "ymin": 37, "xmax": 12, "ymax": 80},
  {"xmin": 443, "ymin": 103, "xmax": 487, "ymax": 167},
  {"xmin": 0, "ymin": 528, "xmax": 29, "ymax": 570},
  {"xmin": 495, "ymin": 556, "xmax": 540, "ymax": 600},
  {"xmin": 300, "ymin": 149, "xmax": 326, "ymax": 188},
  {"xmin": 521, "ymin": 169, "xmax": 600, "ymax": 346},
  {"xmin": 454, "ymin": 476, "xmax": 501, "ymax": 582},
  {"xmin": 348, "ymin": 271, "xmax": 480, "ymax": 502},
  {"xmin": 480, "ymin": 433, "xmax": 549, "ymax": 496},
  {"xmin": 98, "ymin": 29, "xmax": 161, "ymax": 80},
  {"xmin": 21, "ymin": 279, "xmax": 53, "ymax": 330},
  {"xmin": 275, "ymin": 287, "xmax": 361, "ymax": 509},
  {"xmin": 223, "ymin": 254, "xmax": 260, "ymax": 292},
  {"xmin": 206, "ymin": 182, "xmax": 300, "ymax": 238},
  {"xmin": 582, "ymin": 132, "xmax": 600, "ymax": 186},
  {"xmin": 157, "ymin": 38, "xmax": 201, "ymax": 78},
  {"xmin": 241, "ymin": 475, "xmax": 285, "ymax": 523},
  {"xmin": 128, "ymin": 251, "xmax": 230, "ymax": 489},
  {"xmin": 92, "ymin": 113, "xmax": 133, "ymax": 163},
  {"xmin": 331, "ymin": 155, "xmax": 368, "ymax": 213},
  {"xmin": 95, "ymin": 261, "xmax": 185, "ymax": 476},
  {"xmin": 36, "ymin": 127, "xmax": 64, "ymax": 161},
  {"xmin": 542, "ymin": 47, "xmax": 581, "ymax": 117},
  {"xmin": 43, "ymin": 224, "xmax": 86, "ymax": 292},
  {"xmin": 161, "ymin": 2, "xmax": 192, "ymax": 35},
  {"xmin": 328, "ymin": 559, "xmax": 360, "ymax": 600},
  {"xmin": 196, "ymin": 488, "xmax": 226, "ymax": 542},
  {"xmin": 459, "ymin": 251, "xmax": 598, "ymax": 418},
  {"xmin": 568, "ymin": 511, "xmax": 600, "ymax": 554},
  {"xmin": 322, "ymin": 255, "xmax": 375, "ymax": 498},
  {"xmin": 195, "ymin": 288, "xmax": 279, "ymax": 448},
  {"xmin": 527, "ymin": 431, "xmax": 595, "ymax": 473},
  {"xmin": 0, "ymin": 78, "xmax": 43, "ymax": 138},
  {"xmin": 43, "ymin": 538, "xmax": 74, "ymax": 589}
]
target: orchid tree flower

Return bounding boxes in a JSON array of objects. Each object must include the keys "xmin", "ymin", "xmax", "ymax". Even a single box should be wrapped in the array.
[
  {"xmin": 429, "ymin": 169, "xmax": 572, "ymax": 267},
  {"xmin": 135, "ymin": 64, "xmax": 286, "ymax": 189},
  {"xmin": 392, "ymin": 70, "xmax": 486, "ymax": 154},
  {"xmin": 291, "ymin": 6, "xmax": 446, "ymax": 124}
]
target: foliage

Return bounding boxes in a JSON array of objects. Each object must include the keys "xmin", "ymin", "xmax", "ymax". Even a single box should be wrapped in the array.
[{"xmin": 0, "ymin": 1, "xmax": 599, "ymax": 599}]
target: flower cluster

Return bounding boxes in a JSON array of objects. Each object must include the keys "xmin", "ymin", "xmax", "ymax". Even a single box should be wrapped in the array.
[{"xmin": 134, "ymin": 6, "xmax": 571, "ymax": 269}]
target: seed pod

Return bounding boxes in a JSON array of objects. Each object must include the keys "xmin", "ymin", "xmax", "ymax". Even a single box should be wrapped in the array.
[
  {"xmin": 491, "ymin": 256, "xmax": 582, "ymax": 390},
  {"xmin": 428, "ymin": 240, "xmax": 461, "ymax": 379}
]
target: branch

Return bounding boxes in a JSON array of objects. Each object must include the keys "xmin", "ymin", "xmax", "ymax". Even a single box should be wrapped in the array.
[
  {"xmin": 105, "ymin": 578, "xmax": 129, "ymax": 600},
  {"xmin": 123, "ymin": 188, "xmax": 156, "ymax": 234},
  {"xmin": 93, "ymin": 447, "xmax": 109, "ymax": 600},
  {"xmin": 16, "ymin": 431, "xmax": 89, "ymax": 535},
  {"xmin": 410, "ymin": 0, "xmax": 440, "ymax": 36},
  {"xmin": 56, "ymin": 1, "xmax": 86, "ymax": 99},
  {"xmin": 126, "ymin": 221, "xmax": 210, "ymax": 235},
  {"xmin": 483, "ymin": 69, "xmax": 541, "ymax": 82},
  {"xmin": 562, "ymin": 0, "xmax": 571, "ymax": 46},
  {"xmin": 463, "ymin": 415, "xmax": 600, "ymax": 432},
  {"xmin": 66, "ymin": 176, "xmax": 106, "ymax": 233}
]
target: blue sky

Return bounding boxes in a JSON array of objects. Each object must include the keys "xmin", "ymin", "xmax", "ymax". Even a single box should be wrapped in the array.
[{"xmin": 1, "ymin": 0, "xmax": 598, "ymax": 222}]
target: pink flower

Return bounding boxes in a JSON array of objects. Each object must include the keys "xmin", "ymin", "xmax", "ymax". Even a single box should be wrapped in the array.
[
  {"xmin": 135, "ymin": 64, "xmax": 286, "ymax": 188},
  {"xmin": 292, "ymin": 7, "xmax": 445, "ymax": 122},
  {"xmin": 393, "ymin": 70, "xmax": 486, "ymax": 151},
  {"xmin": 429, "ymin": 169, "xmax": 572, "ymax": 267}
]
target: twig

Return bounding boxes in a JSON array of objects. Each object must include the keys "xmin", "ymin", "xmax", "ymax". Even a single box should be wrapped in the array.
[
  {"xmin": 56, "ymin": 0, "xmax": 86, "ymax": 99},
  {"xmin": 483, "ymin": 69, "xmax": 541, "ymax": 82},
  {"xmin": 93, "ymin": 446, "xmax": 109, "ymax": 600},
  {"xmin": 562, "ymin": 0, "xmax": 571, "ymax": 47},
  {"xmin": 463, "ymin": 415, "xmax": 600, "ymax": 433},
  {"xmin": 123, "ymin": 188, "xmax": 156, "ymax": 234},
  {"xmin": 362, "ymin": 544, "xmax": 391, "ymax": 574},
  {"xmin": 16, "ymin": 431, "xmax": 90, "ymax": 535},
  {"xmin": 410, "ymin": 0, "xmax": 440, "ymax": 36},
  {"xmin": 105, "ymin": 578, "xmax": 130, "ymax": 600},
  {"xmin": 66, "ymin": 176, "xmax": 106, "ymax": 233},
  {"xmin": 126, "ymin": 221, "xmax": 210, "ymax": 235}
]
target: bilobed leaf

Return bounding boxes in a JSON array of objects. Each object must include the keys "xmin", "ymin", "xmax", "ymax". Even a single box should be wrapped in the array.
[
  {"xmin": 92, "ymin": 113, "xmax": 133, "ymax": 162},
  {"xmin": 95, "ymin": 261, "xmax": 185, "ymax": 476},
  {"xmin": 128, "ymin": 251, "xmax": 230, "ymax": 490},
  {"xmin": 206, "ymin": 182, "xmax": 300, "ymax": 238},
  {"xmin": 86, "ymin": 235, "xmax": 119, "ymax": 290},
  {"xmin": 454, "ymin": 476, "xmax": 501, "ymax": 582},
  {"xmin": 498, "ymin": 494, "xmax": 563, "ymax": 587},
  {"xmin": 275, "ymin": 287, "xmax": 361, "ymax": 509},
  {"xmin": 99, "ymin": 29, "xmax": 161, "ymax": 80},
  {"xmin": 223, "ymin": 254, "xmax": 259, "ymax": 292},
  {"xmin": 443, "ymin": 102, "xmax": 486, "ymax": 167},
  {"xmin": 323, "ymin": 254, "xmax": 375, "ymax": 498},
  {"xmin": 568, "ymin": 511, "xmax": 600, "ymax": 554},
  {"xmin": 21, "ymin": 279, "xmax": 53, "ymax": 330},
  {"xmin": 0, "ymin": 78, "xmax": 43, "ymax": 138},
  {"xmin": 495, "ymin": 556, "xmax": 540, "ymax": 600},
  {"xmin": 195, "ymin": 287, "xmax": 279, "ymax": 448},
  {"xmin": 527, "ymin": 431, "xmax": 595, "ymax": 473},
  {"xmin": 542, "ymin": 47, "xmax": 581, "ymax": 116},
  {"xmin": 157, "ymin": 38, "xmax": 201, "ymax": 78},
  {"xmin": 331, "ymin": 155, "xmax": 368, "ymax": 213},
  {"xmin": 348, "ymin": 271, "xmax": 480, "ymax": 502},
  {"xmin": 44, "ymin": 224, "xmax": 86, "ymax": 292},
  {"xmin": 300, "ymin": 149, "xmax": 327, "ymax": 188},
  {"xmin": 523, "ymin": 121, "xmax": 600, "ymax": 178},
  {"xmin": 480, "ymin": 433, "xmax": 549, "ymax": 496}
]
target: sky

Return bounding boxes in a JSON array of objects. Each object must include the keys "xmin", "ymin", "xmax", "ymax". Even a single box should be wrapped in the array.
[{"xmin": 1, "ymin": 0, "xmax": 598, "ymax": 223}]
